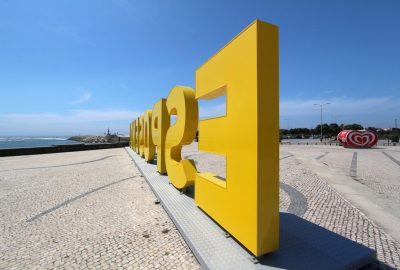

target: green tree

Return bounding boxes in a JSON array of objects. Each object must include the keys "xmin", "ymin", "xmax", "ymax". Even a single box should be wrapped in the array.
[
  {"xmin": 390, "ymin": 135, "xmax": 399, "ymax": 143},
  {"xmin": 343, "ymin": 123, "xmax": 363, "ymax": 130},
  {"xmin": 328, "ymin": 123, "xmax": 341, "ymax": 137},
  {"xmin": 314, "ymin": 124, "xmax": 331, "ymax": 140}
]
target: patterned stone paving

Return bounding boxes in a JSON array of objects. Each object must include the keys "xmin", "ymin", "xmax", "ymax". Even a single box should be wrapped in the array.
[
  {"xmin": 280, "ymin": 154, "xmax": 400, "ymax": 270},
  {"xmin": 0, "ymin": 149, "xmax": 199, "ymax": 270},
  {"xmin": 1, "ymin": 144, "xmax": 399, "ymax": 269},
  {"xmin": 185, "ymin": 144, "xmax": 400, "ymax": 270}
]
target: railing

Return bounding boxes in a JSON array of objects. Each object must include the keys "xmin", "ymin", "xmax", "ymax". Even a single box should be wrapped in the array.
[
  {"xmin": 280, "ymin": 141, "xmax": 398, "ymax": 147},
  {"xmin": 383, "ymin": 142, "xmax": 398, "ymax": 146}
]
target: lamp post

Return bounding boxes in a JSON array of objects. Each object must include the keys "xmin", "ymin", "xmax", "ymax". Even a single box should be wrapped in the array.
[{"xmin": 314, "ymin": 103, "xmax": 331, "ymax": 142}]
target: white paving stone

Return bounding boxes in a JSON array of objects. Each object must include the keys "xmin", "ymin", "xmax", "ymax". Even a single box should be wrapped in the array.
[
  {"xmin": 0, "ymin": 149, "xmax": 199, "ymax": 269},
  {"xmin": 1, "ymin": 144, "xmax": 399, "ymax": 269}
]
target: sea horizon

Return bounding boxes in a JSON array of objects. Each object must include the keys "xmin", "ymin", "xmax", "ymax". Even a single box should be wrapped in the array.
[{"xmin": 0, "ymin": 136, "xmax": 81, "ymax": 149}]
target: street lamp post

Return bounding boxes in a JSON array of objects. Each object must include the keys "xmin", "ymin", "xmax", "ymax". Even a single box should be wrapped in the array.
[{"xmin": 314, "ymin": 103, "xmax": 331, "ymax": 142}]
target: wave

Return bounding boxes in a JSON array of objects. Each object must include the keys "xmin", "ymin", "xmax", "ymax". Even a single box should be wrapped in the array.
[{"xmin": 36, "ymin": 137, "xmax": 69, "ymax": 141}]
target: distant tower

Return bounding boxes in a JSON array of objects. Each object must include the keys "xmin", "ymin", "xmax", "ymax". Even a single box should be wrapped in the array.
[
  {"xmin": 395, "ymin": 118, "xmax": 398, "ymax": 129},
  {"xmin": 107, "ymin": 127, "xmax": 110, "ymax": 135}
]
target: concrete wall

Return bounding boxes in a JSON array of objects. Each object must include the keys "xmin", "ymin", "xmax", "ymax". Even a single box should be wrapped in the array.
[{"xmin": 0, "ymin": 142, "xmax": 129, "ymax": 157}]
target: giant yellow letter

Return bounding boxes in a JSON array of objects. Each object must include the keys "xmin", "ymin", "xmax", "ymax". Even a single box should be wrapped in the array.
[
  {"xmin": 165, "ymin": 86, "xmax": 198, "ymax": 189},
  {"xmin": 129, "ymin": 122, "xmax": 133, "ymax": 148},
  {"xmin": 195, "ymin": 20, "xmax": 279, "ymax": 256},
  {"xmin": 143, "ymin": 110, "xmax": 156, "ymax": 162},
  {"xmin": 135, "ymin": 118, "xmax": 140, "ymax": 153},
  {"xmin": 131, "ymin": 120, "xmax": 136, "ymax": 150},
  {"xmin": 139, "ymin": 115, "xmax": 145, "ymax": 157},
  {"xmin": 152, "ymin": 99, "xmax": 170, "ymax": 174}
]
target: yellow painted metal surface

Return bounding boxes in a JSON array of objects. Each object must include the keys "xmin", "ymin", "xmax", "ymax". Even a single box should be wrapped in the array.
[
  {"xmin": 139, "ymin": 115, "xmax": 145, "ymax": 157},
  {"xmin": 165, "ymin": 86, "xmax": 198, "ymax": 189},
  {"xmin": 127, "ymin": 19, "xmax": 279, "ymax": 256},
  {"xmin": 144, "ymin": 110, "xmax": 156, "ymax": 162},
  {"xmin": 194, "ymin": 20, "xmax": 279, "ymax": 256},
  {"xmin": 129, "ymin": 122, "xmax": 133, "ymax": 148},
  {"xmin": 134, "ymin": 121, "xmax": 136, "ymax": 149},
  {"xmin": 134, "ymin": 118, "xmax": 140, "ymax": 153},
  {"xmin": 131, "ymin": 120, "xmax": 136, "ymax": 150},
  {"xmin": 130, "ymin": 121, "xmax": 133, "ymax": 148},
  {"xmin": 152, "ymin": 99, "xmax": 170, "ymax": 174}
]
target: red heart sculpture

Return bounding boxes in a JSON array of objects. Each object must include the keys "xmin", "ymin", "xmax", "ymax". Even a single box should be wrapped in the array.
[{"xmin": 337, "ymin": 130, "xmax": 378, "ymax": 148}]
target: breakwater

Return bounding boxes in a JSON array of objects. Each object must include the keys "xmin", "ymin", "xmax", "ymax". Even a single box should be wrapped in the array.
[{"xmin": 0, "ymin": 142, "xmax": 129, "ymax": 157}]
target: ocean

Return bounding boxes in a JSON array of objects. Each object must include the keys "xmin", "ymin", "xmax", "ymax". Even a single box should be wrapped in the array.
[{"xmin": 0, "ymin": 136, "xmax": 82, "ymax": 149}]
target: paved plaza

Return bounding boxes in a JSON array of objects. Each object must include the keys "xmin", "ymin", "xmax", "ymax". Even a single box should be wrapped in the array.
[
  {"xmin": 280, "ymin": 145, "xmax": 400, "ymax": 243},
  {"xmin": 184, "ymin": 143, "xmax": 400, "ymax": 270},
  {"xmin": 279, "ymin": 145, "xmax": 400, "ymax": 270},
  {"xmin": 0, "ymin": 149, "xmax": 199, "ymax": 269},
  {"xmin": 0, "ymin": 145, "xmax": 399, "ymax": 269}
]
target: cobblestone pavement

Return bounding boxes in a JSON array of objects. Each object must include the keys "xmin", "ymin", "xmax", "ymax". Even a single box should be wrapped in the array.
[
  {"xmin": 280, "ymin": 152, "xmax": 400, "ymax": 270},
  {"xmin": 283, "ymin": 145, "xmax": 400, "ymax": 240},
  {"xmin": 0, "ymin": 149, "xmax": 199, "ymax": 270},
  {"xmin": 317, "ymin": 147, "xmax": 400, "ymax": 205},
  {"xmin": 184, "ymin": 143, "xmax": 400, "ymax": 270},
  {"xmin": 2, "ymin": 145, "xmax": 400, "ymax": 270}
]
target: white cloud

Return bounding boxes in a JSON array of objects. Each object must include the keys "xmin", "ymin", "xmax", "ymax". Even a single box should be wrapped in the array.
[
  {"xmin": 280, "ymin": 97, "xmax": 400, "ymax": 117},
  {"xmin": 73, "ymin": 109, "xmax": 140, "ymax": 121},
  {"xmin": 199, "ymin": 103, "xmax": 226, "ymax": 119},
  {"xmin": 200, "ymin": 96, "xmax": 400, "ymax": 119},
  {"xmin": 0, "ymin": 109, "xmax": 141, "ymax": 135},
  {"xmin": 0, "ymin": 109, "xmax": 140, "ymax": 124},
  {"xmin": 280, "ymin": 96, "xmax": 400, "ymax": 128},
  {"xmin": 2, "ymin": 96, "xmax": 398, "ymax": 135},
  {"xmin": 71, "ymin": 91, "xmax": 92, "ymax": 105},
  {"xmin": 195, "ymin": 96, "xmax": 400, "ymax": 128}
]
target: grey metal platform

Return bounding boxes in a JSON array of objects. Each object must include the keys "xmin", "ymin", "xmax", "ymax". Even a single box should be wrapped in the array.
[{"xmin": 125, "ymin": 147, "xmax": 376, "ymax": 270}]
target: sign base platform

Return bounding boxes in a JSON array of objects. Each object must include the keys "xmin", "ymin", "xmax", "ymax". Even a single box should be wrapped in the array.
[{"xmin": 126, "ymin": 147, "xmax": 376, "ymax": 270}]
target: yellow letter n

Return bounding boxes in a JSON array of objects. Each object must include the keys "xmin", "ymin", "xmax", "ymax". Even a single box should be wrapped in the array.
[
  {"xmin": 152, "ymin": 99, "xmax": 170, "ymax": 174},
  {"xmin": 134, "ymin": 117, "xmax": 140, "ymax": 154},
  {"xmin": 143, "ymin": 110, "xmax": 156, "ymax": 162},
  {"xmin": 195, "ymin": 20, "xmax": 279, "ymax": 256}
]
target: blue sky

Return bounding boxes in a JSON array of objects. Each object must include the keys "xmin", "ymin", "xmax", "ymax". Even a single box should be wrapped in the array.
[{"xmin": 0, "ymin": 0, "xmax": 399, "ymax": 135}]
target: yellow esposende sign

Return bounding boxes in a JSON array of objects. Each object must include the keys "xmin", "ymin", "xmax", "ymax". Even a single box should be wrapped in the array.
[{"xmin": 129, "ymin": 20, "xmax": 279, "ymax": 256}]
